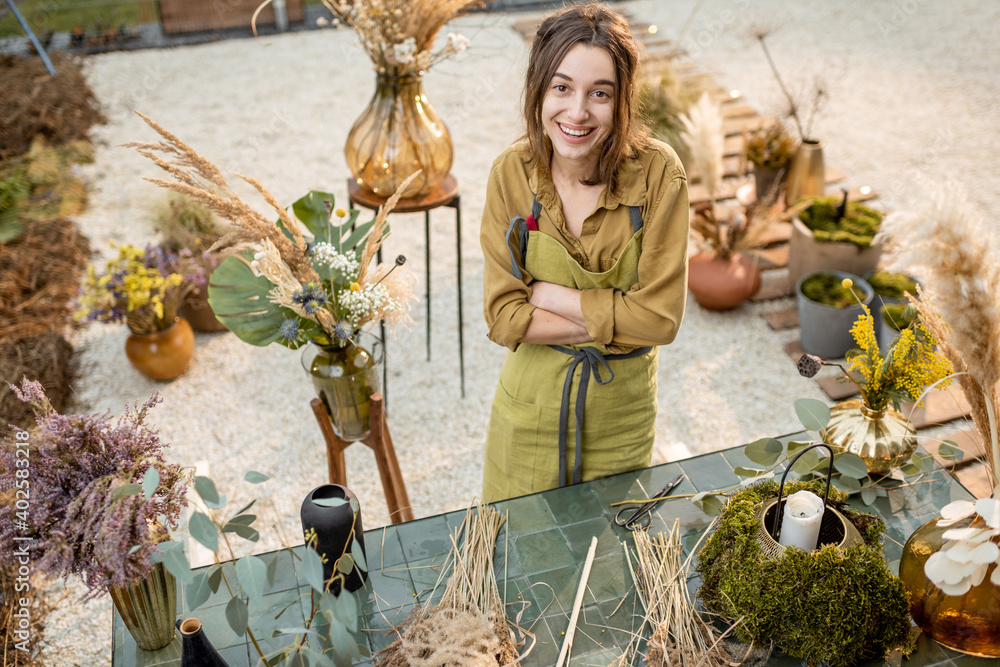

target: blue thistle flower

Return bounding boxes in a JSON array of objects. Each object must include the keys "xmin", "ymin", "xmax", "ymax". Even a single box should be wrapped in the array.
[
  {"xmin": 279, "ymin": 319, "xmax": 301, "ymax": 341},
  {"xmin": 292, "ymin": 282, "xmax": 329, "ymax": 315},
  {"xmin": 333, "ymin": 321, "xmax": 352, "ymax": 342}
]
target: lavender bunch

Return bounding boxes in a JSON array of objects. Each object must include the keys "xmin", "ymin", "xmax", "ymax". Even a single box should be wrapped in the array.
[{"xmin": 0, "ymin": 380, "xmax": 189, "ymax": 599}]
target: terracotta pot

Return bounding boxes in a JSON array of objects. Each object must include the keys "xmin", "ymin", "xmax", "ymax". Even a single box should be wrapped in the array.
[
  {"xmin": 687, "ymin": 251, "xmax": 761, "ymax": 311},
  {"xmin": 179, "ymin": 292, "xmax": 228, "ymax": 333},
  {"xmin": 125, "ymin": 317, "xmax": 195, "ymax": 381}
]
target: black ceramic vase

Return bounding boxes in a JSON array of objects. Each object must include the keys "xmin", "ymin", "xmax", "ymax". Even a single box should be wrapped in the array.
[
  {"xmin": 176, "ymin": 618, "xmax": 228, "ymax": 667},
  {"xmin": 300, "ymin": 484, "xmax": 368, "ymax": 594}
]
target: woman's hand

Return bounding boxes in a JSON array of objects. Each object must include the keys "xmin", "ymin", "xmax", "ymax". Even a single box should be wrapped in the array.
[{"xmin": 528, "ymin": 281, "xmax": 586, "ymax": 327}]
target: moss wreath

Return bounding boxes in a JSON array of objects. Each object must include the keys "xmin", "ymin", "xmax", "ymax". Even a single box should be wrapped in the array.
[{"xmin": 696, "ymin": 479, "xmax": 912, "ymax": 667}]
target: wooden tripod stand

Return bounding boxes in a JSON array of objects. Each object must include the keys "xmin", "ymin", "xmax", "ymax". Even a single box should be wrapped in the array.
[{"xmin": 310, "ymin": 393, "xmax": 415, "ymax": 524}]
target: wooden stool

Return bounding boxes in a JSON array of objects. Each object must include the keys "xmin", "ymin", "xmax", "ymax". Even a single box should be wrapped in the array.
[{"xmin": 310, "ymin": 393, "xmax": 415, "ymax": 524}]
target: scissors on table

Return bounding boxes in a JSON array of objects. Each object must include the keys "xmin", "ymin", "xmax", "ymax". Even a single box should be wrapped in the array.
[{"xmin": 614, "ymin": 473, "xmax": 685, "ymax": 531}]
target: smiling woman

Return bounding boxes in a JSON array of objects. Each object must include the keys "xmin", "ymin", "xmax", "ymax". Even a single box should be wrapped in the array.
[{"xmin": 479, "ymin": 2, "xmax": 690, "ymax": 502}]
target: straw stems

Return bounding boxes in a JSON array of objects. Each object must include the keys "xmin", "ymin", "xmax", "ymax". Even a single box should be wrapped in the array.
[{"xmin": 625, "ymin": 521, "xmax": 736, "ymax": 667}]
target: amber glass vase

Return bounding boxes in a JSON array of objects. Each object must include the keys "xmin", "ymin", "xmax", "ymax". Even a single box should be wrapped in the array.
[
  {"xmin": 899, "ymin": 516, "xmax": 1000, "ymax": 657},
  {"xmin": 344, "ymin": 71, "xmax": 453, "ymax": 199}
]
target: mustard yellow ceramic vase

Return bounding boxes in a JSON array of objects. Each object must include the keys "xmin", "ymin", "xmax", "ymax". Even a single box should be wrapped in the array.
[{"xmin": 821, "ymin": 399, "xmax": 917, "ymax": 473}]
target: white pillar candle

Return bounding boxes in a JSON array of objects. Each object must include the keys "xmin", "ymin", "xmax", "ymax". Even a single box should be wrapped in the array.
[{"xmin": 778, "ymin": 490, "xmax": 825, "ymax": 551}]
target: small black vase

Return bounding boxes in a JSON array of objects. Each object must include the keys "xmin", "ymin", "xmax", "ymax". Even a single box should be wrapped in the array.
[
  {"xmin": 300, "ymin": 484, "xmax": 368, "ymax": 594},
  {"xmin": 176, "ymin": 618, "xmax": 228, "ymax": 667}
]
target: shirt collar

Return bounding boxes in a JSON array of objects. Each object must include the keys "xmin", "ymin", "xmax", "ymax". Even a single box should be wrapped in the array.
[{"xmin": 529, "ymin": 149, "xmax": 646, "ymax": 212}]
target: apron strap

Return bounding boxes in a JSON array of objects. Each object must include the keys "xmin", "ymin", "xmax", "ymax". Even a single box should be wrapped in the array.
[
  {"xmin": 628, "ymin": 205, "xmax": 643, "ymax": 233},
  {"xmin": 549, "ymin": 344, "xmax": 653, "ymax": 486},
  {"xmin": 504, "ymin": 215, "xmax": 530, "ymax": 279}
]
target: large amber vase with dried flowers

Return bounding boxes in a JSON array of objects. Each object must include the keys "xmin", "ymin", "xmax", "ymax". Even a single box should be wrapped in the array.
[{"xmin": 345, "ymin": 72, "xmax": 453, "ymax": 199}]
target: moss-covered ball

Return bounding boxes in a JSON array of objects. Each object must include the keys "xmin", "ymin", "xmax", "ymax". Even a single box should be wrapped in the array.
[
  {"xmin": 696, "ymin": 480, "xmax": 911, "ymax": 667},
  {"xmin": 799, "ymin": 197, "xmax": 883, "ymax": 248}
]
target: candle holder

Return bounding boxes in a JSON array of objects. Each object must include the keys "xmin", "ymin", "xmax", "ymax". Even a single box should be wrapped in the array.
[{"xmin": 754, "ymin": 443, "xmax": 863, "ymax": 558}]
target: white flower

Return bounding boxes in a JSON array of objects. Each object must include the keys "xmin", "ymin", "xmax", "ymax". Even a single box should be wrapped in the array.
[
  {"xmin": 310, "ymin": 243, "xmax": 360, "ymax": 280},
  {"xmin": 446, "ymin": 32, "xmax": 470, "ymax": 54},
  {"xmin": 925, "ymin": 499, "xmax": 1000, "ymax": 595}
]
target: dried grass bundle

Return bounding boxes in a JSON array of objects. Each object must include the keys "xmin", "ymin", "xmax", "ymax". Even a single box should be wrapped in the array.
[
  {"xmin": 625, "ymin": 522, "xmax": 740, "ymax": 667},
  {"xmin": 0, "ymin": 217, "xmax": 90, "ymax": 347},
  {"xmin": 0, "ymin": 333, "xmax": 75, "ymax": 439},
  {"xmin": 0, "ymin": 556, "xmax": 52, "ymax": 666},
  {"xmin": 880, "ymin": 180, "xmax": 1000, "ymax": 485},
  {"xmin": 376, "ymin": 503, "xmax": 521, "ymax": 667}
]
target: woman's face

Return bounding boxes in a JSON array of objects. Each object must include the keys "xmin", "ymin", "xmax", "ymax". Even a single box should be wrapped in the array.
[{"xmin": 540, "ymin": 43, "xmax": 616, "ymax": 173}]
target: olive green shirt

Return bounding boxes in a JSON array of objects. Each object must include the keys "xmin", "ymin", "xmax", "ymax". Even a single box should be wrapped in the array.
[{"xmin": 481, "ymin": 139, "xmax": 690, "ymax": 351}]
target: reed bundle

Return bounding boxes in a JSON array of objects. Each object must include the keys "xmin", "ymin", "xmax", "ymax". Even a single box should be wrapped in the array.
[
  {"xmin": 625, "ymin": 522, "xmax": 739, "ymax": 667},
  {"xmin": 375, "ymin": 503, "xmax": 521, "ymax": 667}
]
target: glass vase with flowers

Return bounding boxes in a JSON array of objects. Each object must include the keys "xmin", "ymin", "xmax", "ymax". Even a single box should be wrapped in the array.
[
  {"xmin": 0, "ymin": 380, "xmax": 189, "ymax": 650},
  {"xmin": 126, "ymin": 114, "xmax": 415, "ymax": 440},
  {"xmin": 796, "ymin": 278, "xmax": 952, "ymax": 473},
  {"xmin": 76, "ymin": 242, "xmax": 195, "ymax": 380},
  {"xmin": 321, "ymin": 0, "xmax": 481, "ymax": 198}
]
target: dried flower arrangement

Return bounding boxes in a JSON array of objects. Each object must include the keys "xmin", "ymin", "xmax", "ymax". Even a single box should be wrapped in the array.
[
  {"xmin": 879, "ymin": 179, "xmax": 1000, "ymax": 592},
  {"xmin": 0, "ymin": 379, "xmax": 188, "ymax": 599},
  {"xmin": 679, "ymin": 92, "xmax": 723, "ymax": 206},
  {"xmin": 75, "ymin": 242, "xmax": 192, "ymax": 335},
  {"xmin": 376, "ymin": 502, "xmax": 521, "ymax": 666},
  {"xmin": 124, "ymin": 112, "xmax": 414, "ymax": 349},
  {"xmin": 320, "ymin": 0, "xmax": 480, "ymax": 75},
  {"xmin": 797, "ymin": 278, "xmax": 952, "ymax": 412},
  {"xmin": 743, "ymin": 123, "xmax": 797, "ymax": 171}
]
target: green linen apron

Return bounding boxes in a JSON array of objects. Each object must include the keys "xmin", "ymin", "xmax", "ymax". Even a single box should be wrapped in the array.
[{"xmin": 482, "ymin": 196, "xmax": 658, "ymax": 502}]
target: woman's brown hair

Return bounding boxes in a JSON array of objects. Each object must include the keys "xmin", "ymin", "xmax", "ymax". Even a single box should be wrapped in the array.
[{"xmin": 522, "ymin": 2, "xmax": 648, "ymax": 192}]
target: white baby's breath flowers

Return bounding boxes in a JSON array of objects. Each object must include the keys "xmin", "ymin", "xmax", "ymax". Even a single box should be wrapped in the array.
[
  {"xmin": 311, "ymin": 242, "xmax": 361, "ymax": 279},
  {"xmin": 924, "ymin": 497, "xmax": 1000, "ymax": 595},
  {"xmin": 338, "ymin": 283, "xmax": 397, "ymax": 328}
]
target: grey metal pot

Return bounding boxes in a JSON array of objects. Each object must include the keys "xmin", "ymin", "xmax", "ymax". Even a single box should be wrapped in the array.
[{"xmin": 796, "ymin": 270, "xmax": 873, "ymax": 359}]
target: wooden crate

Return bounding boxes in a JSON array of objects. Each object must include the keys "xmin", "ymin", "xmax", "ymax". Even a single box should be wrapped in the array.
[{"xmin": 159, "ymin": 0, "xmax": 304, "ymax": 35}]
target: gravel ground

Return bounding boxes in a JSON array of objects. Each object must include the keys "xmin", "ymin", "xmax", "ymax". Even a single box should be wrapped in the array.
[{"xmin": 34, "ymin": 0, "xmax": 1000, "ymax": 663}]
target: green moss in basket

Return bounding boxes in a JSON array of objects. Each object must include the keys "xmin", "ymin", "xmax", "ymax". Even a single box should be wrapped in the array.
[
  {"xmin": 882, "ymin": 303, "xmax": 916, "ymax": 332},
  {"xmin": 799, "ymin": 196, "xmax": 883, "ymax": 247},
  {"xmin": 696, "ymin": 480, "xmax": 912, "ymax": 667},
  {"xmin": 800, "ymin": 273, "xmax": 857, "ymax": 308},
  {"xmin": 868, "ymin": 270, "xmax": 917, "ymax": 299}
]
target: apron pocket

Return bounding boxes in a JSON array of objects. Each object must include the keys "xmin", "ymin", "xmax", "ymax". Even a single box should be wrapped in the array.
[{"xmin": 483, "ymin": 378, "xmax": 544, "ymax": 501}]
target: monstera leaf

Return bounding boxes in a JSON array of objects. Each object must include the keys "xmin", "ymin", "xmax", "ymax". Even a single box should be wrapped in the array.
[
  {"xmin": 207, "ymin": 254, "xmax": 302, "ymax": 349},
  {"xmin": 285, "ymin": 191, "xmax": 377, "ymax": 256}
]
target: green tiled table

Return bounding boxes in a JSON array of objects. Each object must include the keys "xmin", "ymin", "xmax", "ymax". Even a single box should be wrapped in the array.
[{"xmin": 113, "ymin": 444, "xmax": 992, "ymax": 667}]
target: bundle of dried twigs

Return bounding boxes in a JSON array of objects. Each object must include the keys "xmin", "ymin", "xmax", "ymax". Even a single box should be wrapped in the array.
[{"xmin": 375, "ymin": 503, "xmax": 521, "ymax": 667}]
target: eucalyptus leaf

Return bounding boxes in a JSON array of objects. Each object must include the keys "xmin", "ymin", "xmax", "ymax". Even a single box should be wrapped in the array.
[
  {"xmin": 700, "ymin": 494, "xmax": 724, "ymax": 516},
  {"xmin": 266, "ymin": 552, "xmax": 281, "ymax": 586},
  {"xmin": 236, "ymin": 554, "xmax": 267, "ymax": 601},
  {"xmin": 224, "ymin": 523, "xmax": 260, "ymax": 542},
  {"xmin": 313, "ymin": 498, "xmax": 349, "ymax": 508},
  {"xmin": 162, "ymin": 541, "xmax": 193, "ymax": 584},
  {"xmin": 208, "ymin": 566, "xmax": 223, "ymax": 593},
  {"xmin": 351, "ymin": 539, "xmax": 367, "ymax": 573},
  {"xmin": 794, "ymin": 398, "xmax": 831, "ymax": 432},
  {"xmin": 743, "ymin": 437, "xmax": 783, "ymax": 466},
  {"xmin": 231, "ymin": 499, "xmax": 257, "ymax": 518},
  {"xmin": 787, "ymin": 441, "xmax": 812, "ymax": 456},
  {"xmin": 128, "ymin": 544, "xmax": 142, "ymax": 555},
  {"xmin": 301, "ymin": 546, "xmax": 325, "ymax": 593},
  {"xmin": 226, "ymin": 596, "xmax": 249, "ymax": 636},
  {"xmin": 938, "ymin": 440, "xmax": 965, "ymax": 462},
  {"xmin": 860, "ymin": 487, "xmax": 878, "ymax": 506},
  {"xmin": 833, "ymin": 453, "xmax": 868, "ymax": 478},
  {"xmin": 189, "ymin": 511, "xmax": 219, "ymax": 552},
  {"xmin": 334, "ymin": 590, "xmax": 358, "ymax": 633},
  {"xmin": 286, "ymin": 654, "xmax": 310, "ymax": 667},
  {"xmin": 349, "ymin": 497, "xmax": 359, "ymax": 513},
  {"xmin": 244, "ymin": 471, "xmax": 270, "ymax": 484},
  {"xmin": 838, "ymin": 475, "xmax": 862, "ymax": 491},
  {"xmin": 337, "ymin": 554, "xmax": 355, "ymax": 576},
  {"xmin": 111, "ymin": 483, "xmax": 142, "ymax": 498},
  {"xmin": 275, "ymin": 626, "xmax": 314, "ymax": 636},
  {"xmin": 732, "ymin": 465, "xmax": 766, "ymax": 478},
  {"xmin": 194, "ymin": 476, "xmax": 225, "ymax": 508},
  {"xmin": 900, "ymin": 463, "xmax": 922, "ymax": 476},
  {"xmin": 142, "ymin": 467, "xmax": 160, "ymax": 500},
  {"xmin": 186, "ymin": 571, "xmax": 213, "ymax": 611},
  {"xmin": 227, "ymin": 514, "xmax": 257, "ymax": 526},
  {"xmin": 328, "ymin": 620, "xmax": 359, "ymax": 663},
  {"xmin": 791, "ymin": 449, "xmax": 820, "ymax": 475},
  {"xmin": 740, "ymin": 471, "xmax": 774, "ymax": 485}
]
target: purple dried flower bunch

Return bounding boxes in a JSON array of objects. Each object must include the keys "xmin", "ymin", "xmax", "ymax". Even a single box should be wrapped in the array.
[{"xmin": 0, "ymin": 379, "xmax": 189, "ymax": 598}]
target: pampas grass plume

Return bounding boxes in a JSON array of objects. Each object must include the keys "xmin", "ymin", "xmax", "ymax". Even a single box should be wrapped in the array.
[{"xmin": 679, "ymin": 92, "xmax": 724, "ymax": 204}]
